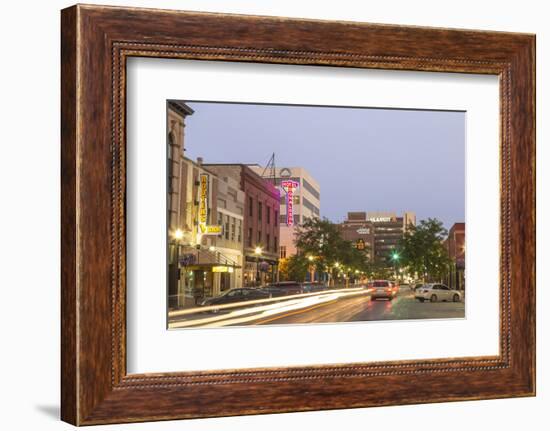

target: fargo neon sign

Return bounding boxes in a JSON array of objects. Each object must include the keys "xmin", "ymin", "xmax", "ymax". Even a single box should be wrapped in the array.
[
  {"xmin": 197, "ymin": 173, "xmax": 222, "ymax": 236},
  {"xmin": 281, "ymin": 180, "xmax": 299, "ymax": 226}
]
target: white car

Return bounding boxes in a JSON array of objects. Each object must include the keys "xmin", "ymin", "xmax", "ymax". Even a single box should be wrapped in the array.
[{"xmin": 415, "ymin": 283, "xmax": 462, "ymax": 303}]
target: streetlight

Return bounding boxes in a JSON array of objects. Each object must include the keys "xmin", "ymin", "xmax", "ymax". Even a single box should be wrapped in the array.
[
  {"xmin": 172, "ymin": 229, "xmax": 184, "ymax": 308},
  {"xmin": 174, "ymin": 229, "xmax": 184, "ymax": 240},
  {"xmin": 391, "ymin": 251, "xmax": 401, "ymax": 282},
  {"xmin": 307, "ymin": 255, "xmax": 315, "ymax": 282},
  {"xmin": 254, "ymin": 246, "xmax": 262, "ymax": 286}
]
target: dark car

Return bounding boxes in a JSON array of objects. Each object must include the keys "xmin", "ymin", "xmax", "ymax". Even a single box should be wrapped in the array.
[
  {"xmin": 302, "ymin": 282, "xmax": 329, "ymax": 293},
  {"xmin": 262, "ymin": 281, "xmax": 303, "ymax": 297},
  {"xmin": 199, "ymin": 288, "xmax": 271, "ymax": 307}
]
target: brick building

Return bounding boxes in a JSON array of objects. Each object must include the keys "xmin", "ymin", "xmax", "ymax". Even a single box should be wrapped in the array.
[
  {"xmin": 204, "ymin": 164, "xmax": 280, "ymax": 286},
  {"xmin": 444, "ymin": 222, "xmax": 465, "ymax": 291}
]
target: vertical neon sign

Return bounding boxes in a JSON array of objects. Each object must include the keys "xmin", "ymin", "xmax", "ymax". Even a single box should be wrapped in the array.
[
  {"xmin": 198, "ymin": 173, "xmax": 209, "ymax": 235},
  {"xmin": 281, "ymin": 180, "xmax": 299, "ymax": 226}
]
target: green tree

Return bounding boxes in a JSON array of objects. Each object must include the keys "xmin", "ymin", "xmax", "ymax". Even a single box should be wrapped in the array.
[
  {"xmin": 294, "ymin": 217, "xmax": 370, "ymax": 285},
  {"xmin": 284, "ymin": 254, "xmax": 309, "ymax": 282},
  {"xmin": 398, "ymin": 218, "xmax": 452, "ymax": 282}
]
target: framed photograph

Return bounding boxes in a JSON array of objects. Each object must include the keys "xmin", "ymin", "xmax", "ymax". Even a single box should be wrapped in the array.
[{"xmin": 61, "ymin": 4, "xmax": 535, "ymax": 425}]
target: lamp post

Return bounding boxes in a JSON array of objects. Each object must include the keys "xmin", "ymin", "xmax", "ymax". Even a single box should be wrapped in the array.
[
  {"xmin": 307, "ymin": 255, "xmax": 315, "ymax": 283},
  {"xmin": 173, "ymin": 229, "xmax": 184, "ymax": 307},
  {"xmin": 390, "ymin": 251, "xmax": 400, "ymax": 280},
  {"xmin": 254, "ymin": 246, "xmax": 262, "ymax": 286}
]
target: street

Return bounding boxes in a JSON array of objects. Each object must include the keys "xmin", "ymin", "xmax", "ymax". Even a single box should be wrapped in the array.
[{"xmin": 168, "ymin": 287, "xmax": 464, "ymax": 329}]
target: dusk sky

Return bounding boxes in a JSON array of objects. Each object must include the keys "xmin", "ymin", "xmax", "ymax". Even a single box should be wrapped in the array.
[{"xmin": 181, "ymin": 101, "xmax": 465, "ymax": 229}]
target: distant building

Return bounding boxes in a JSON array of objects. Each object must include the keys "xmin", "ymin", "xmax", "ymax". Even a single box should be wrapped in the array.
[
  {"xmin": 337, "ymin": 211, "xmax": 415, "ymax": 264},
  {"xmin": 203, "ymin": 164, "xmax": 280, "ymax": 287},
  {"xmin": 338, "ymin": 212, "xmax": 375, "ymax": 261},
  {"xmin": 250, "ymin": 166, "xmax": 320, "ymax": 258},
  {"xmin": 443, "ymin": 222, "xmax": 465, "ymax": 291}
]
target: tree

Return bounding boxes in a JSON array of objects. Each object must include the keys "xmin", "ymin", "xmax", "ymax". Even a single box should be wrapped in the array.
[
  {"xmin": 294, "ymin": 217, "xmax": 370, "ymax": 285},
  {"xmin": 278, "ymin": 255, "xmax": 310, "ymax": 282},
  {"xmin": 398, "ymin": 218, "xmax": 452, "ymax": 282}
]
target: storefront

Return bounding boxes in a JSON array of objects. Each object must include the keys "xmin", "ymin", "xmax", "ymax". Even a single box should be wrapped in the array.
[{"xmin": 243, "ymin": 256, "xmax": 278, "ymax": 287}]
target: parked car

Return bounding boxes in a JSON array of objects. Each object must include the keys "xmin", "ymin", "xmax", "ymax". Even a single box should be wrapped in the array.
[
  {"xmin": 415, "ymin": 283, "xmax": 462, "ymax": 303},
  {"xmin": 262, "ymin": 281, "xmax": 303, "ymax": 297},
  {"xmin": 412, "ymin": 283, "xmax": 424, "ymax": 292},
  {"xmin": 368, "ymin": 280, "xmax": 399, "ymax": 301},
  {"xmin": 302, "ymin": 282, "xmax": 329, "ymax": 293},
  {"xmin": 199, "ymin": 287, "xmax": 271, "ymax": 307}
]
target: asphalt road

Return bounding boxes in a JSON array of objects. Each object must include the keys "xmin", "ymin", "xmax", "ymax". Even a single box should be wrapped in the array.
[
  {"xmin": 168, "ymin": 287, "xmax": 465, "ymax": 329},
  {"xmin": 253, "ymin": 287, "xmax": 464, "ymax": 326}
]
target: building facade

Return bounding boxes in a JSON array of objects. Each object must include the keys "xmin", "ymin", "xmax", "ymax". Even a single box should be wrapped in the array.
[
  {"xmin": 249, "ymin": 166, "xmax": 321, "ymax": 259},
  {"xmin": 204, "ymin": 164, "xmax": 281, "ymax": 287},
  {"xmin": 167, "ymin": 102, "xmax": 242, "ymax": 310},
  {"xmin": 444, "ymin": 222, "xmax": 465, "ymax": 291},
  {"xmin": 338, "ymin": 212, "xmax": 375, "ymax": 261},
  {"xmin": 365, "ymin": 211, "xmax": 416, "ymax": 263},
  {"xmin": 338, "ymin": 211, "xmax": 415, "ymax": 264}
]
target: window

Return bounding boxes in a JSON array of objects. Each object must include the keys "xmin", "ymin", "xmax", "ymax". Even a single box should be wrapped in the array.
[
  {"xmin": 279, "ymin": 214, "xmax": 286, "ymax": 225},
  {"xmin": 225, "ymin": 215, "xmax": 229, "ymax": 240},
  {"xmin": 217, "ymin": 212, "xmax": 223, "ymax": 226},
  {"xmin": 280, "ymin": 246, "xmax": 287, "ymax": 259},
  {"xmin": 274, "ymin": 236, "xmax": 278, "ymax": 252},
  {"xmin": 266, "ymin": 234, "xmax": 270, "ymax": 250},
  {"xmin": 274, "ymin": 210, "xmax": 278, "ymax": 226},
  {"xmin": 302, "ymin": 178, "xmax": 320, "ymax": 200},
  {"xmin": 237, "ymin": 220, "xmax": 242, "ymax": 242},
  {"xmin": 258, "ymin": 201, "xmax": 262, "ymax": 222},
  {"xmin": 258, "ymin": 230, "xmax": 262, "ymax": 244},
  {"xmin": 293, "ymin": 214, "xmax": 300, "ymax": 225},
  {"xmin": 302, "ymin": 196, "xmax": 320, "ymax": 216},
  {"xmin": 248, "ymin": 197, "xmax": 253, "ymax": 217},
  {"xmin": 266, "ymin": 206, "xmax": 271, "ymax": 224},
  {"xmin": 247, "ymin": 228, "xmax": 252, "ymax": 247},
  {"xmin": 231, "ymin": 219, "xmax": 235, "ymax": 241},
  {"xmin": 293, "ymin": 195, "xmax": 300, "ymax": 205}
]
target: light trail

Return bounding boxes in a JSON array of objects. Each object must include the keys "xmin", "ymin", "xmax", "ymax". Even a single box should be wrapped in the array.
[{"xmin": 169, "ymin": 288, "xmax": 373, "ymax": 328}]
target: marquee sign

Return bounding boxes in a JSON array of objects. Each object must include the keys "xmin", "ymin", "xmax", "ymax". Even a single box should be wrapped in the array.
[
  {"xmin": 197, "ymin": 173, "xmax": 222, "ymax": 236},
  {"xmin": 281, "ymin": 179, "xmax": 299, "ymax": 227}
]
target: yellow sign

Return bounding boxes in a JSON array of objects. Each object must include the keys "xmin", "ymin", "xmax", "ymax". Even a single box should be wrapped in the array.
[
  {"xmin": 212, "ymin": 266, "xmax": 234, "ymax": 273},
  {"xmin": 205, "ymin": 225, "xmax": 222, "ymax": 234},
  {"xmin": 198, "ymin": 174, "xmax": 208, "ymax": 226},
  {"xmin": 197, "ymin": 173, "xmax": 222, "ymax": 236}
]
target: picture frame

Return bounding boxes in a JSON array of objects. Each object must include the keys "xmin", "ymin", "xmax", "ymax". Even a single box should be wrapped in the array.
[{"xmin": 61, "ymin": 4, "xmax": 535, "ymax": 425}]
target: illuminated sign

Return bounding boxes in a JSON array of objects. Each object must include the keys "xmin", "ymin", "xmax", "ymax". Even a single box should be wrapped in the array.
[
  {"xmin": 356, "ymin": 228, "xmax": 370, "ymax": 234},
  {"xmin": 197, "ymin": 173, "xmax": 222, "ymax": 236},
  {"xmin": 212, "ymin": 266, "xmax": 234, "ymax": 273},
  {"xmin": 205, "ymin": 225, "xmax": 222, "ymax": 234},
  {"xmin": 369, "ymin": 217, "xmax": 392, "ymax": 223},
  {"xmin": 281, "ymin": 179, "xmax": 299, "ymax": 226},
  {"xmin": 198, "ymin": 174, "xmax": 209, "ymax": 229}
]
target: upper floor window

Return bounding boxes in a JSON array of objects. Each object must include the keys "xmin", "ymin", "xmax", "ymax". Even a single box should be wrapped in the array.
[{"xmin": 258, "ymin": 202, "xmax": 263, "ymax": 222}]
